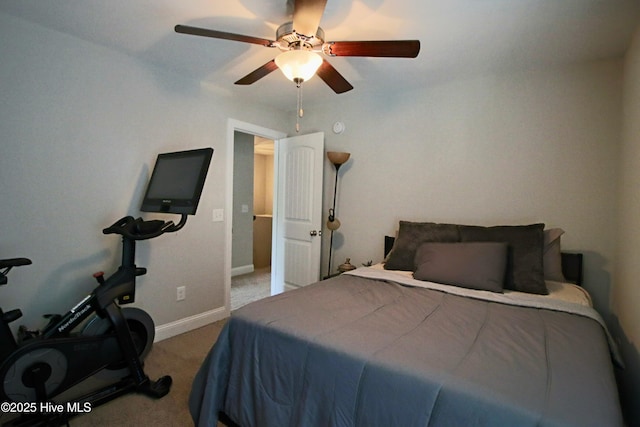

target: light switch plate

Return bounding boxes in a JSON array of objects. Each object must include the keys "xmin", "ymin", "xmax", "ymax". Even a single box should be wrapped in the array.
[{"xmin": 212, "ymin": 209, "xmax": 224, "ymax": 222}]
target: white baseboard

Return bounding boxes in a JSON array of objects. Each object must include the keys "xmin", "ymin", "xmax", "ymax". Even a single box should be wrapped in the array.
[
  {"xmin": 154, "ymin": 306, "xmax": 229, "ymax": 342},
  {"xmin": 231, "ymin": 264, "xmax": 254, "ymax": 277},
  {"xmin": 284, "ymin": 283, "xmax": 298, "ymax": 292}
]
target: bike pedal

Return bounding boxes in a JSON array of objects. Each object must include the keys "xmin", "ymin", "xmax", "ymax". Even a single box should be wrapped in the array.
[{"xmin": 17, "ymin": 325, "xmax": 40, "ymax": 342}]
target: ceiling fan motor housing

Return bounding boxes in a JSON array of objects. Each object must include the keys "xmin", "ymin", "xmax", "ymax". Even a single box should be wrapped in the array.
[{"xmin": 276, "ymin": 22, "xmax": 325, "ymax": 51}]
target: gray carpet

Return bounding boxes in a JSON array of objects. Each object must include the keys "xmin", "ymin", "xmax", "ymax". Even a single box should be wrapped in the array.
[{"xmin": 231, "ymin": 267, "xmax": 271, "ymax": 311}]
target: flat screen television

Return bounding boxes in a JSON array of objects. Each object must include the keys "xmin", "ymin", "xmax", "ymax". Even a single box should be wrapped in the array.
[{"xmin": 140, "ymin": 147, "xmax": 213, "ymax": 215}]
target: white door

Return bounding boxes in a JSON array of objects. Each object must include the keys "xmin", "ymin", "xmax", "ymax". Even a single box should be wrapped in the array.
[{"xmin": 272, "ymin": 132, "xmax": 324, "ymax": 293}]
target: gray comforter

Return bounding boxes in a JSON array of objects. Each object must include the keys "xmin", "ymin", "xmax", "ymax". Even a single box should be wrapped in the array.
[{"xmin": 190, "ymin": 269, "xmax": 623, "ymax": 427}]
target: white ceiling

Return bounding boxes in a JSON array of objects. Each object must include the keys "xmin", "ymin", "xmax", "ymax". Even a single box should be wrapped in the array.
[{"xmin": 1, "ymin": 0, "xmax": 639, "ymax": 110}]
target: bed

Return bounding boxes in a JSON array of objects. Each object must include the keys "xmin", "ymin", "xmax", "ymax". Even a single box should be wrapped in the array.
[{"xmin": 190, "ymin": 221, "xmax": 623, "ymax": 427}]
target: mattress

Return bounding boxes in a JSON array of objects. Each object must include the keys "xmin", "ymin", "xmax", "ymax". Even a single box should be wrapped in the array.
[{"xmin": 190, "ymin": 267, "xmax": 623, "ymax": 427}]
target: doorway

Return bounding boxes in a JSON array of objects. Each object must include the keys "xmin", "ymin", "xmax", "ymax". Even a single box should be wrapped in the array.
[
  {"xmin": 230, "ymin": 133, "xmax": 274, "ymax": 310},
  {"xmin": 224, "ymin": 119, "xmax": 324, "ymax": 313},
  {"xmin": 225, "ymin": 120, "xmax": 286, "ymax": 313}
]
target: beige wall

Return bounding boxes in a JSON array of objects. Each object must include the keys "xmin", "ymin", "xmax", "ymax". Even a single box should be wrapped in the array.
[
  {"xmin": 254, "ymin": 153, "xmax": 274, "ymax": 215},
  {"xmin": 615, "ymin": 25, "xmax": 640, "ymax": 424},
  {"xmin": 0, "ymin": 12, "xmax": 288, "ymax": 333},
  {"xmin": 306, "ymin": 61, "xmax": 622, "ymax": 314},
  {"xmin": 232, "ymin": 131, "xmax": 255, "ymax": 271}
]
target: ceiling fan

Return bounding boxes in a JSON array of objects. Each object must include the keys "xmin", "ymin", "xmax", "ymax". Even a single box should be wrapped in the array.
[{"xmin": 174, "ymin": 0, "xmax": 420, "ymax": 94}]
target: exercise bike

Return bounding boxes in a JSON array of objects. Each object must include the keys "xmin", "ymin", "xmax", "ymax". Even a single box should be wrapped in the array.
[{"xmin": 0, "ymin": 215, "xmax": 186, "ymax": 427}]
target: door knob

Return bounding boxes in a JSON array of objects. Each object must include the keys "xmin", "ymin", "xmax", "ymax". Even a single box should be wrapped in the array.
[{"xmin": 310, "ymin": 230, "xmax": 317, "ymax": 236}]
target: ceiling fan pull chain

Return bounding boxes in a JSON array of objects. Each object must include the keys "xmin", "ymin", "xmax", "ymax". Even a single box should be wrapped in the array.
[
  {"xmin": 295, "ymin": 85, "xmax": 300, "ymax": 132},
  {"xmin": 296, "ymin": 82, "xmax": 304, "ymax": 132},
  {"xmin": 298, "ymin": 83, "xmax": 304, "ymax": 119}
]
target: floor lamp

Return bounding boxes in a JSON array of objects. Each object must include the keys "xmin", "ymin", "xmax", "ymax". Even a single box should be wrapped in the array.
[{"xmin": 326, "ymin": 151, "xmax": 350, "ymax": 277}]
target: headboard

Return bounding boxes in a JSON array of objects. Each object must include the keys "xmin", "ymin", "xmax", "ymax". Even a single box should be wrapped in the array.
[{"xmin": 384, "ymin": 235, "xmax": 583, "ymax": 286}]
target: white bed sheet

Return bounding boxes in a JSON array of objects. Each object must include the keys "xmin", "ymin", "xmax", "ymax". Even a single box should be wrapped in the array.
[{"xmin": 370, "ymin": 263, "xmax": 593, "ymax": 306}]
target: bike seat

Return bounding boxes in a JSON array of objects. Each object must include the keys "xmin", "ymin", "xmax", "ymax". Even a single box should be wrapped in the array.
[{"xmin": 0, "ymin": 258, "xmax": 32, "ymax": 269}]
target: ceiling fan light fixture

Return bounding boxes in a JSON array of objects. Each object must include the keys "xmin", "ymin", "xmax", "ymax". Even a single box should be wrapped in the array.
[{"xmin": 275, "ymin": 50, "xmax": 323, "ymax": 84}]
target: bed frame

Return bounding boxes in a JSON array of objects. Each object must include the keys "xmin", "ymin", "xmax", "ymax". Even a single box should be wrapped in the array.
[{"xmin": 383, "ymin": 235, "xmax": 583, "ymax": 286}]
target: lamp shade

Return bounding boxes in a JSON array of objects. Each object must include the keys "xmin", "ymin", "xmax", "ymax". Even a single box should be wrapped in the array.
[
  {"xmin": 275, "ymin": 50, "xmax": 323, "ymax": 83},
  {"xmin": 327, "ymin": 151, "xmax": 350, "ymax": 166}
]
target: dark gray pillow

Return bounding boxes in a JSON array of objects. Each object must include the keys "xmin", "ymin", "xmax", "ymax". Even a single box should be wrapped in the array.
[
  {"xmin": 543, "ymin": 228, "xmax": 566, "ymax": 282},
  {"xmin": 458, "ymin": 223, "xmax": 546, "ymax": 295},
  {"xmin": 413, "ymin": 242, "xmax": 508, "ymax": 292},
  {"xmin": 384, "ymin": 221, "xmax": 460, "ymax": 271}
]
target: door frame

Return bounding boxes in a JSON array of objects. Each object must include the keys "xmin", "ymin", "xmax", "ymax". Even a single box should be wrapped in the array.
[{"xmin": 225, "ymin": 119, "xmax": 286, "ymax": 312}]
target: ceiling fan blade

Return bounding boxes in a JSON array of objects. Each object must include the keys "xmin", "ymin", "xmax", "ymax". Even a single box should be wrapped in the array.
[
  {"xmin": 324, "ymin": 40, "xmax": 420, "ymax": 58},
  {"xmin": 175, "ymin": 25, "xmax": 276, "ymax": 47},
  {"xmin": 235, "ymin": 60, "xmax": 279, "ymax": 85},
  {"xmin": 316, "ymin": 60, "xmax": 353, "ymax": 94},
  {"xmin": 292, "ymin": 0, "xmax": 327, "ymax": 38}
]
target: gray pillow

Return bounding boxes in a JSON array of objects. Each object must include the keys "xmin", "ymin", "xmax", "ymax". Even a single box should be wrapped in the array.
[
  {"xmin": 458, "ymin": 223, "xmax": 546, "ymax": 295},
  {"xmin": 413, "ymin": 242, "xmax": 508, "ymax": 293},
  {"xmin": 384, "ymin": 221, "xmax": 460, "ymax": 271},
  {"xmin": 543, "ymin": 228, "xmax": 566, "ymax": 282}
]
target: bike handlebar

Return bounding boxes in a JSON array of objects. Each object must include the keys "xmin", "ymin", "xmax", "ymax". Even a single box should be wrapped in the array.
[
  {"xmin": 1, "ymin": 215, "xmax": 187, "ymax": 286},
  {"xmin": 103, "ymin": 215, "xmax": 187, "ymax": 240}
]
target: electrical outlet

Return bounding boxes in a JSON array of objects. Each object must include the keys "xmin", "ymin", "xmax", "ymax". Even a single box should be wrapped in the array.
[{"xmin": 176, "ymin": 286, "xmax": 186, "ymax": 301}]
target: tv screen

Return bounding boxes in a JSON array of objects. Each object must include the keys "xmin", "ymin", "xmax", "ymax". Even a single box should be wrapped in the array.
[{"xmin": 140, "ymin": 147, "xmax": 213, "ymax": 215}]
